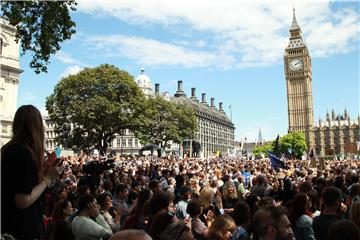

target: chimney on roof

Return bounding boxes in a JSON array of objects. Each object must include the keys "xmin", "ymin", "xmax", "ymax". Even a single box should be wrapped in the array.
[
  {"xmin": 201, "ymin": 93, "xmax": 208, "ymax": 106},
  {"xmin": 155, "ymin": 83, "xmax": 160, "ymax": 95},
  {"xmin": 174, "ymin": 80, "xmax": 186, "ymax": 97},
  {"xmin": 210, "ymin": 98, "xmax": 216, "ymax": 110},
  {"xmin": 219, "ymin": 102, "xmax": 225, "ymax": 113},
  {"xmin": 190, "ymin": 88, "xmax": 198, "ymax": 102}
]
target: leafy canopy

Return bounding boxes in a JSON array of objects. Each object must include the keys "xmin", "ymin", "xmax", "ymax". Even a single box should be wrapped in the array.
[
  {"xmin": 252, "ymin": 131, "xmax": 307, "ymax": 159},
  {"xmin": 134, "ymin": 96, "xmax": 197, "ymax": 149},
  {"xmin": 1, "ymin": 1, "xmax": 76, "ymax": 73},
  {"xmin": 46, "ymin": 64, "xmax": 147, "ymax": 153}
]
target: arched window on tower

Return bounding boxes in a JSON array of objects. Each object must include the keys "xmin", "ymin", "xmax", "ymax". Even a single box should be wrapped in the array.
[{"xmin": 0, "ymin": 38, "xmax": 3, "ymax": 56}]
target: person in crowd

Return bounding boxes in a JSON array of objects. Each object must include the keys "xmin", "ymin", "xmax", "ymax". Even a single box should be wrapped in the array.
[
  {"xmin": 44, "ymin": 198, "xmax": 75, "ymax": 240},
  {"xmin": 175, "ymin": 185, "xmax": 192, "ymax": 220},
  {"xmin": 186, "ymin": 198, "xmax": 210, "ymax": 240},
  {"xmin": 128, "ymin": 181, "xmax": 141, "ymax": 205},
  {"xmin": 113, "ymin": 183, "xmax": 129, "ymax": 211},
  {"xmin": 349, "ymin": 201, "xmax": 360, "ymax": 231},
  {"xmin": 1, "ymin": 105, "xmax": 60, "ymax": 240},
  {"xmin": 98, "ymin": 192, "xmax": 121, "ymax": 233},
  {"xmin": 159, "ymin": 169, "xmax": 170, "ymax": 191},
  {"xmin": 231, "ymin": 201, "xmax": 251, "ymax": 240},
  {"xmin": 313, "ymin": 186, "xmax": 342, "ymax": 240},
  {"xmin": 148, "ymin": 209, "xmax": 179, "ymax": 239},
  {"xmin": 146, "ymin": 190, "xmax": 175, "ymax": 227},
  {"xmin": 45, "ymin": 183, "xmax": 69, "ymax": 220},
  {"xmin": 149, "ymin": 179, "xmax": 162, "ymax": 194},
  {"xmin": 166, "ymin": 177, "xmax": 176, "ymax": 194},
  {"xmin": 307, "ymin": 189, "xmax": 321, "ymax": 218},
  {"xmin": 199, "ymin": 186, "xmax": 223, "ymax": 224},
  {"xmin": 207, "ymin": 214, "xmax": 236, "ymax": 240},
  {"xmin": 71, "ymin": 194, "xmax": 112, "ymax": 240},
  {"xmin": 124, "ymin": 188, "xmax": 153, "ymax": 230},
  {"xmin": 287, "ymin": 193, "xmax": 315, "ymax": 240},
  {"xmin": 252, "ymin": 206, "xmax": 295, "ymax": 240},
  {"xmin": 328, "ymin": 219, "xmax": 360, "ymax": 240},
  {"xmin": 110, "ymin": 229, "xmax": 152, "ymax": 240},
  {"xmin": 160, "ymin": 222, "xmax": 194, "ymax": 240},
  {"xmin": 250, "ymin": 174, "xmax": 269, "ymax": 198},
  {"xmin": 103, "ymin": 180, "xmax": 114, "ymax": 197},
  {"xmin": 222, "ymin": 181, "xmax": 238, "ymax": 210},
  {"xmin": 279, "ymin": 177, "xmax": 297, "ymax": 207},
  {"xmin": 236, "ymin": 175, "xmax": 246, "ymax": 200}
]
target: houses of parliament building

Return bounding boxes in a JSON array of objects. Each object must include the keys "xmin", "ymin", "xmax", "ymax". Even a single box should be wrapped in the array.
[{"xmin": 284, "ymin": 10, "xmax": 360, "ymax": 156}]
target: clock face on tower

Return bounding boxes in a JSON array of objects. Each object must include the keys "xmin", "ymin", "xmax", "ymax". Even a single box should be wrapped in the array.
[{"xmin": 289, "ymin": 58, "xmax": 303, "ymax": 71}]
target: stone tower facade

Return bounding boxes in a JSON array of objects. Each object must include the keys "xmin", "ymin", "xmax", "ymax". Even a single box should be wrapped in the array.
[
  {"xmin": 0, "ymin": 18, "xmax": 23, "ymax": 148},
  {"xmin": 284, "ymin": 9, "xmax": 314, "ymax": 145}
]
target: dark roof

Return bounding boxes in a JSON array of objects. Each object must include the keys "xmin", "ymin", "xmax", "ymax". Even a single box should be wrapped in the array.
[{"xmin": 170, "ymin": 96, "xmax": 234, "ymax": 128}]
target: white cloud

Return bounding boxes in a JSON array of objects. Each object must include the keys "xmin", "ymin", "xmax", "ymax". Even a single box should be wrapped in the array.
[
  {"xmin": 60, "ymin": 65, "xmax": 84, "ymax": 79},
  {"xmin": 87, "ymin": 35, "xmax": 218, "ymax": 68},
  {"xmin": 55, "ymin": 51, "xmax": 84, "ymax": 65},
  {"xmin": 77, "ymin": 0, "xmax": 359, "ymax": 69}
]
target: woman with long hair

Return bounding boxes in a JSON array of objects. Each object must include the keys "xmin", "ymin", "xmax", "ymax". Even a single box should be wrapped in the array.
[
  {"xmin": 98, "ymin": 192, "xmax": 121, "ymax": 233},
  {"xmin": 1, "ymin": 105, "xmax": 59, "ymax": 239},
  {"xmin": 124, "ymin": 188, "xmax": 153, "ymax": 230},
  {"xmin": 287, "ymin": 193, "xmax": 315, "ymax": 240},
  {"xmin": 207, "ymin": 215, "xmax": 236, "ymax": 240},
  {"xmin": 44, "ymin": 199, "xmax": 75, "ymax": 240},
  {"xmin": 223, "ymin": 182, "xmax": 238, "ymax": 209}
]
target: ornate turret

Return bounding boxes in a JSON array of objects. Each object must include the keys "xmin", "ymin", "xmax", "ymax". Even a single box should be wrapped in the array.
[
  {"xmin": 258, "ymin": 129, "xmax": 263, "ymax": 145},
  {"xmin": 289, "ymin": 8, "xmax": 302, "ymax": 40},
  {"xmin": 318, "ymin": 118, "xmax": 322, "ymax": 127},
  {"xmin": 326, "ymin": 110, "xmax": 331, "ymax": 122},
  {"xmin": 344, "ymin": 108, "xmax": 349, "ymax": 120},
  {"xmin": 332, "ymin": 109, "xmax": 336, "ymax": 121},
  {"xmin": 135, "ymin": 68, "xmax": 153, "ymax": 97}
]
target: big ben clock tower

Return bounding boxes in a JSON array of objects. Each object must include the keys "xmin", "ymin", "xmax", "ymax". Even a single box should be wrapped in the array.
[{"xmin": 284, "ymin": 9, "xmax": 314, "ymax": 146}]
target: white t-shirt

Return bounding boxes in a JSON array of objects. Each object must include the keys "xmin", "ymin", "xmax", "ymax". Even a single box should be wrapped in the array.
[{"xmin": 72, "ymin": 215, "xmax": 112, "ymax": 240}]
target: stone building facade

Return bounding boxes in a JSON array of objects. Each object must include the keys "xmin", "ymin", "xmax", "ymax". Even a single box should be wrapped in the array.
[
  {"xmin": 0, "ymin": 18, "xmax": 23, "ymax": 148},
  {"xmin": 284, "ymin": 10, "xmax": 360, "ymax": 156},
  {"xmin": 159, "ymin": 80, "xmax": 235, "ymax": 157},
  {"xmin": 309, "ymin": 110, "xmax": 360, "ymax": 155}
]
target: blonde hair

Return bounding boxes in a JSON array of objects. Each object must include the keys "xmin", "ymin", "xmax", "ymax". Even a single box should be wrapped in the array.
[
  {"xmin": 223, "ymin": 182, "xmax": 238, "ymax": 200},
  {"xmin": 199, "ymin": 186, "xmax": 213, "ymax": 209}
]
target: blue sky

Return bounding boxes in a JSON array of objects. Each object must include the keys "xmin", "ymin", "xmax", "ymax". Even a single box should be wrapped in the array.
[{"xmin": 17, "ymin": 0, "xmax": 359, "ymax": 142}]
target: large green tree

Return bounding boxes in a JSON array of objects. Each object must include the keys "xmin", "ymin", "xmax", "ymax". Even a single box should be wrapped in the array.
[
  {"xmin": 1, "ymin": 1, "xmax": 76, "ymax": 73},
  {"xmin": 279, "ymin": 131, "xmax": 307, "ymax": 159},
  {"xmin": 134, "ymin": 96, "xmax": 197, "ymax": 150},
  {"xmin": 253, "ymin": 132, "xmax": 307, "ymax": 159},
  {"xmin": 46, "ymin": 64, "xmax": 147, "ymax": 154},
  {"xmin": 252, "ymin": 142, "xmax": 273, "ymax": 159}
]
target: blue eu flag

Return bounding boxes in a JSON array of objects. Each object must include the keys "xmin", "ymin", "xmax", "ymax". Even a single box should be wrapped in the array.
[{"xmin": 267, "ymin": 151, "xmax": 287, "ymax": 171}]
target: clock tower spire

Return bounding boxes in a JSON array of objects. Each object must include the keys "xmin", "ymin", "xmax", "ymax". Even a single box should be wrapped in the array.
[{"xmin": 284, "ymin": 8, "xmax": 314, "ymax": 148}]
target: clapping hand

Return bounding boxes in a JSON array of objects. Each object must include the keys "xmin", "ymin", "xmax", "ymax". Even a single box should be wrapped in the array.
[{"xmin": 88, "ymin": 202, "xmax": 100, "ymax": 218}]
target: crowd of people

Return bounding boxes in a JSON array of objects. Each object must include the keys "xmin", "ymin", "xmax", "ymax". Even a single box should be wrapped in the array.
[{"xmin": 1, "ymin": 105, "xmax": 360, "ymax": 240}]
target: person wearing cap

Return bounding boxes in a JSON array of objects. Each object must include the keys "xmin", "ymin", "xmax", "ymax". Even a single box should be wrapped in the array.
[{"xmin": 175, "ymin": 186, "xmax": 192, "ymax": 220}]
